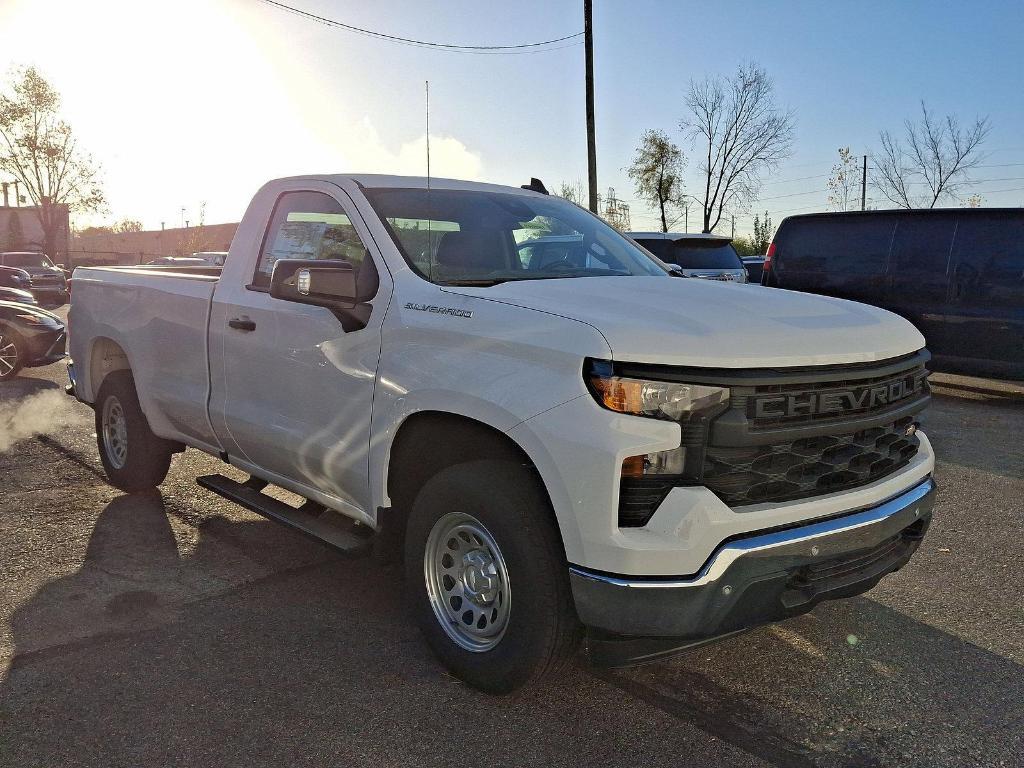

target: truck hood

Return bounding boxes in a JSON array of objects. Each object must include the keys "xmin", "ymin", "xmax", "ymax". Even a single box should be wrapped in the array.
[{"xmin": 447, "ymin": 276, "xmax": 925, "ymax": 368}]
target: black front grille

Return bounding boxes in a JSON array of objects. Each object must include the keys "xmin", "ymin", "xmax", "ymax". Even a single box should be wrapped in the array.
[
  {"xmin": 742, "ymin": 362, "xmax": 929, "ymax": 429},
  {"xmin": 611, "ymin": 352, "xmax": 930, "ymax": 526},
  {"xmin": 702, "ymin": 416, "xmax": 920, "ymax": 506}
]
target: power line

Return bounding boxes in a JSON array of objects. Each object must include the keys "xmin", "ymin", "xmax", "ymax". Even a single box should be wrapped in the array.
[{"xmin": 258, "ymin": 0, "xmax": 583, "ymax": 53}]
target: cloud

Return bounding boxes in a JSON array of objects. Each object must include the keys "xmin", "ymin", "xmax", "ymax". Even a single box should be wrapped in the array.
[{"xmin": 345, "ymin": 118, "xmax": 483, "ymax": 181}]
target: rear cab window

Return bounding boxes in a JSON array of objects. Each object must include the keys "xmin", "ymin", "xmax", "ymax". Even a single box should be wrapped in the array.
[{"xmin": 639, "ymin": 239, "xmax": 743, "ymax": 270}]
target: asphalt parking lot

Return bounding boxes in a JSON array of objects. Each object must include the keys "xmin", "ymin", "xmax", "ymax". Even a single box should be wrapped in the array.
[{"xmin": 1, "ymin": 321, "xmax": 1022, "ymax": 767}]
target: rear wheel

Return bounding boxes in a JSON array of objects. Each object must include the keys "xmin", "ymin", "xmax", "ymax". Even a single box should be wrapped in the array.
[
  {"xmin": 404, "ymin": 460, "xmax": 581, "ymax": 693},
  {"xmin": 0, "ymin": 327, "xmax": 23, "ymax": 380},
  {"xmin": 95, "ymin": 371, "xmax": 173, "ymax": 492}
]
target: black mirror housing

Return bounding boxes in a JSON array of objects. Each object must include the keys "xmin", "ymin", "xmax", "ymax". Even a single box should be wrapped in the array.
[{"xmin": 270, "ymin": 259, "xmax": 359, "ymax": 308}]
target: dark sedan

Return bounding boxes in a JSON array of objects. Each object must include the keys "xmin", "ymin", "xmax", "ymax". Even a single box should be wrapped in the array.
[
  {"xmin": 0, "ymin": 252, "xmax": 70, "ymax": 307},
  {"xmin": 0, "ymin": 301, "xmax": 66, "ymax": 380}
]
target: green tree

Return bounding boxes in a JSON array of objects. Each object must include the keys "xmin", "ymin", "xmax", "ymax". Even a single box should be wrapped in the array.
[
  {"xmin": 731, "ymin": 236, "xmax": 757, "ymax": 257},
  {"xmin": 627, "ymin": 129, "xmax": 685, "ymax": 232},
  {"xmin": 113, "ymin": 219, "xmax": 143, "ymax": 233},
  {"xmin": 0, "ymin": 66, "xmax": 105, "ymax": 259},
  {"xmin": 752, "ymin": 211, "xmax": 774, "ymax": 253}
]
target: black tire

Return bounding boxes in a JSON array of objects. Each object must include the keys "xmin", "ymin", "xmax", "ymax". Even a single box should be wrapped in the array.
[
  {"xmin": 404, "ymin": 460, "xmax": 581, "ymax": 693},
  {"xmin": 94, "ymin": 370, "xmax": 173, "ymax": 492},
  {"xmin": 0, "ymin": 326, "xmax": 24, "ymax": 381}
]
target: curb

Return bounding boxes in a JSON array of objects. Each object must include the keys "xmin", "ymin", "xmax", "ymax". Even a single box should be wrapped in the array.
[{"xmin": 928, "ymin": 371, "xmax": 1024, "ymax": 400}]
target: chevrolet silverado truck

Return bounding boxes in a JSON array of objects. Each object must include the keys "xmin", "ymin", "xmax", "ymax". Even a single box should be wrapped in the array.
[{"xmin": 67, "ymin": 175, "xmax": 936, "ymax": 693}]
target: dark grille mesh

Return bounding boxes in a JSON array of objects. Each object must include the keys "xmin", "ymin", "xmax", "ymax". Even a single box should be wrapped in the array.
[
  {"xmin": 702, "ymin": 417, "xmax": 920, "ymax": 506},
  {"xmin": 618, "ymin": 478, "xmax": 675, "ymax": 527}
]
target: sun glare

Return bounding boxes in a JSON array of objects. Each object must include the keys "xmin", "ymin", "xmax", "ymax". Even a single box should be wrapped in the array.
[{"xmin": 0, "ymin": 0, "xmax": 481, "ymax": 228}]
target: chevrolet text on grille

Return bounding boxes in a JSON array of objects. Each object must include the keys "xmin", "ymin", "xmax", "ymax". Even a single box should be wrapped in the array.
[{"xmin": 753, "ymin": 374, "xmax": 925, "ymax": 419}]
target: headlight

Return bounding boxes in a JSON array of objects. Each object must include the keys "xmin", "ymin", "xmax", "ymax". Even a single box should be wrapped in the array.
[{"xmin": 585, "ymin": 360, "xmax": 729, "ymax": 421}]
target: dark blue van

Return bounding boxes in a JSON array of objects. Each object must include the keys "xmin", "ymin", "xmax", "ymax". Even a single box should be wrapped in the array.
[{"xmin": 762, "ymin": 209, "xmax": 1024, "ymax": 379}]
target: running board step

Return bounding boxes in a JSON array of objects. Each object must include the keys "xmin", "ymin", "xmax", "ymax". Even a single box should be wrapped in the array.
[{"xmin": 197, "ymin": 474, "xmax": 373, "ymax": 556}]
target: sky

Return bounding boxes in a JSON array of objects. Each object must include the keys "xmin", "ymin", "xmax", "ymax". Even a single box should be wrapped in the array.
[{"xmin": 1, "ymin": 0, "xmax": 1022, "ymax": 237}]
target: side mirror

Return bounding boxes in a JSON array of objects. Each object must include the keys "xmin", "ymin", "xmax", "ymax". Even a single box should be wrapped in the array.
[
  {"xmin": 666, "ymin": 263, "xmax": 686, "ymax": 277},
  {"xmin": 270, "ymin": 259, "xmax": 359, "ymax": 309}
]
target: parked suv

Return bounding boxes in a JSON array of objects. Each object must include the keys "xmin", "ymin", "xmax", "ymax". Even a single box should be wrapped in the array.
[
  {"xmin": 0, "ymin": 252, "xmax": 70, "ymax": 306},
  {"xmin": 762, "ymin": 209, "xmax": 1024, "ymax": 379},
  {"xmin": 628, "ymin": 232, "xmax": 747, "ymax": 282}
]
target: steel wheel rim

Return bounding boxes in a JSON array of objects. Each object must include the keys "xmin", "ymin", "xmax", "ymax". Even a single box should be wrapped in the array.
[
  {"xmin": 101, "ymin": 396, "xmax": 128, "ymax": 469},
  {"xmin": 0, "ymin": 334, "xmax": 17, "ymax": 377},
  {"xmin": 424, "ymin": 512, "xmax": 511, "ymax": 652}
]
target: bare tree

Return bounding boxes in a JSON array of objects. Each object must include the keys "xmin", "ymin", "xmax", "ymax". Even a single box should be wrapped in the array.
[
  {"xmin": 681, "ymin": 63, "xmax": 794, "ymax": 233},
  {"xmin": 180, "ymin": 202, "xmax": 208, "ymax": 255},
  {"xmin": 873, "ymin": 102, "xmax": 990, "ymax": 209},
  {"xmin": 556, "ymin": 180, "xmax": 586, "ymax": 207},
  {"xmin": 627, "ymin": 130, "xmax": 686, "ymax": 232},
  {"xmin": 827, "ymin": 147, "xmax": 860, "ymax": 211},
  {"xmin": 0, "ymin": 66, "xmax": 105, "ymax": 260}
]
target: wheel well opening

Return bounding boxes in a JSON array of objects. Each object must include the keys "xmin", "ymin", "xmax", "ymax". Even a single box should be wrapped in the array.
[
  {"xmin": 89, "ymin": 337, "xmax": 130, "ymax": 399},
  {"xmin": 382, "ymin": 412, "xmax": 550, "ymax": 559}
]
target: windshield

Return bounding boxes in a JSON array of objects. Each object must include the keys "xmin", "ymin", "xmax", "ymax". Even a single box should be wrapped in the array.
[
  {"xmin": 636, "ymin": 239, "xmax": 742, "ymax": 270},
  {"xmin": 363, "ymin": 188, "xmax": 668, "ymax": 285},
  {"xmin": 1, "ymin": 253, "xmax": 54, "ymax": 269}
]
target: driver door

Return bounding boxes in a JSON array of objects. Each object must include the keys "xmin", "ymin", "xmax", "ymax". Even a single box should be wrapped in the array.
[{"xmin": 208, "ymin": 182, "xmax": 390, "ymax": 516}]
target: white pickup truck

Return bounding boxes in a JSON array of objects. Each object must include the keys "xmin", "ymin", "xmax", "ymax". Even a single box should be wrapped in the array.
[{"xmin": 68, "ymin": 174, "xmax": 936, "ymax": 692}]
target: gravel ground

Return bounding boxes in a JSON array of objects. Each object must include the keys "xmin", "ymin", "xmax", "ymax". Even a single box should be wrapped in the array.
[{"xmin": 1, "ymin": 327, "xmax": 1021, "ymax": 768}]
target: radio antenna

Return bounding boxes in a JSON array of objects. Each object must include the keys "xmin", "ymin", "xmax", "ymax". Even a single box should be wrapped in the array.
[{"xmin": 425, "ymin": 80, "xmax": 433, "ymax": 282}]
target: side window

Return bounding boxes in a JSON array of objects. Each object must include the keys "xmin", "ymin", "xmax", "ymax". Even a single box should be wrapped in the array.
[
  {"xmin": 779, "ymin": 217, "xmax": 894, "ymax": 275},
  {"xmin": 952, "ymin": 213, "xmax": 1024, "ymax": 301},
  {"xmin": 253, "ymin": 191, "xmax": 373, "ymax": 289},
  {"xmin": 891, "ymin": 215, "xmax": 956, "ymax": 278}
]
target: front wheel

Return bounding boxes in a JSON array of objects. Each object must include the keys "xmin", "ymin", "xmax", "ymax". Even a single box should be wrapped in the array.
[
  {"xmin": 404, "ymin": 460, "xmax": 581, "ymax": 693},
  {"xmin": 95, "ymin": 371, "xmax": 173, "ymax": 492},
  {"xmin": 0, "ymin": 327, "xmax": 24, "ymax": 380}
]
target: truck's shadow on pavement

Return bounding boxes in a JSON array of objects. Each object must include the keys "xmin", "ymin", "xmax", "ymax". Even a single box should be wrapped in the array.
[{"xmin": 2, "ymin": 492, "xmax": 1022, "ymax": 768}]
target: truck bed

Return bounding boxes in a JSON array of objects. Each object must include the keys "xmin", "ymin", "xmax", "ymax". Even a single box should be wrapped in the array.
[{"xmin": 69, "ymin": 265, "xmax": 223, "ymax": 453}]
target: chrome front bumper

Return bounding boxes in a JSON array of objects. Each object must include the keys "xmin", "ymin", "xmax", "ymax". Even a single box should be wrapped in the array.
[{"xmin": 571, "ymin": 477, "xmax": 936, "ymax": 663}]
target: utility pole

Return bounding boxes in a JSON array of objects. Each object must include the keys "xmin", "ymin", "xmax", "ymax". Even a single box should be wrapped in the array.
[
  {"xmin": 12, "ymin": 180, "xmax": 20, "ymax": 206},
  {"xmin": 861, "ymin": 155, "xmax": 867, "ymax": 211},
  {"xmin": 584, "ymin": 0, "xmax": 598, "ymax": 213},
  {"xmin": 684, "ymin": 204, "xmax": 689, "ymax": 233},
  {"xmin": 1, "ymin": 182, "xmax": 7, "ymax": 207},
  {"xmin": 731, "ymin": 215, "xmax": 735, "ymax": 239}
]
